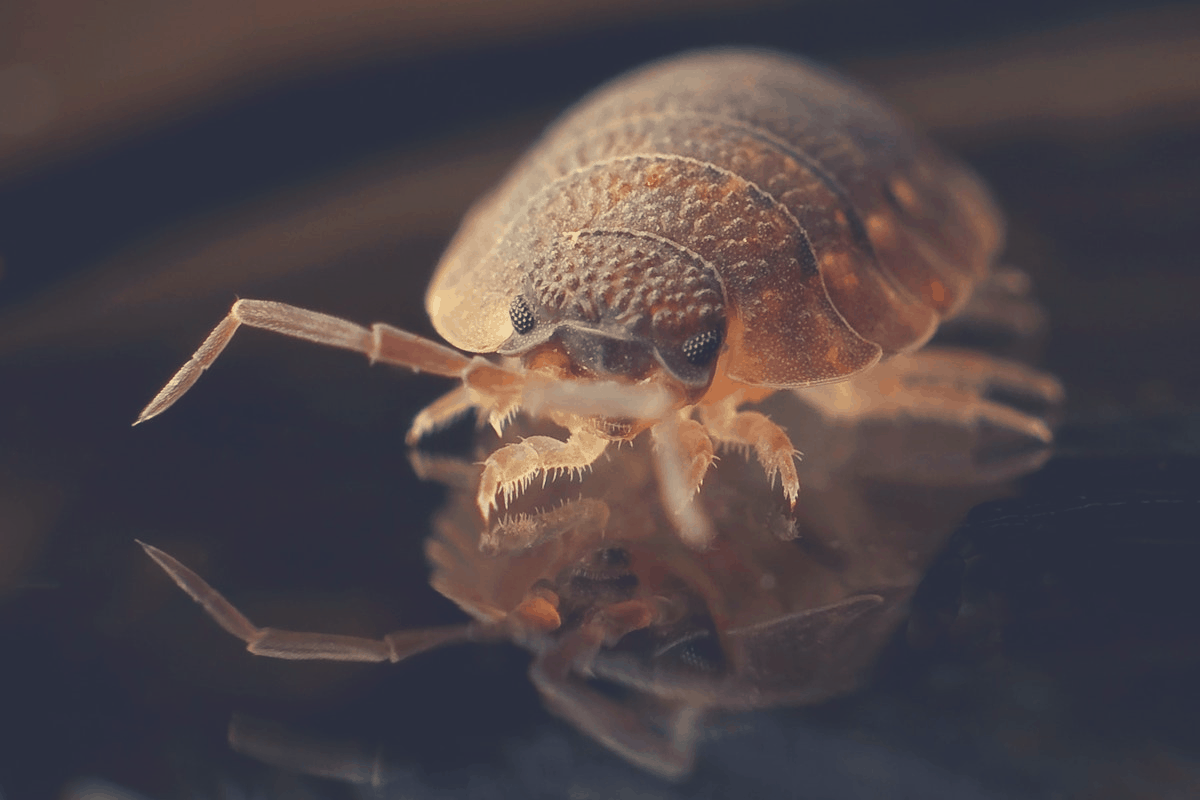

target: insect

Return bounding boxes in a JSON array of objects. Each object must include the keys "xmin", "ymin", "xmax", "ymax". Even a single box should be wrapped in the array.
[
  {"xmin": 140, "ymin": 346, "xmax": 1061, "ymax": 780},
  {"xmin": 135, "ymin": 48, "xmax": 1015, "ymax": 546}
]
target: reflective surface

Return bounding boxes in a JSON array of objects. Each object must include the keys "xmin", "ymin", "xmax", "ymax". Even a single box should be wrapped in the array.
[
  {"xmin": 1, "ymin": 1, "xmax": 1198, "ymax": 797},
  {"xmin": 136, "ymin": 342, "xmax": 1057, "ymax": 779}
]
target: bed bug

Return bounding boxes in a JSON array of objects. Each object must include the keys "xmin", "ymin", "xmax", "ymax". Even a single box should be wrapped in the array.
[
  {"xmin": 140, "ymin": 346, "xmax": 1061, "ymax": 780},
  {"xmin": 136, "ymin": 48, "xmax": 1018, "ymax": 546}
]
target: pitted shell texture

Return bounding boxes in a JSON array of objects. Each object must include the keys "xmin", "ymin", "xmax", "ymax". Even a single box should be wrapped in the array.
[{"xmin": 428, "ymin": 49, "xmax": 1002, "ymax": 388}]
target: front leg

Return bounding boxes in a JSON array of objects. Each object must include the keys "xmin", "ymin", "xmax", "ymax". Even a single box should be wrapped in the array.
[
  {"xmin": 476, "ymin": 428, "xmax": 610, "ymax": 516},
  {"xmin": 699, "ymin": 395, "xmax": 801, "ymax": 507},
  {"xmin": 650, "ymin": 416, "xmax": 718, "ymax": 548},
  {"xmin": 134, "ymin": 298, "xmax": 526, "ymax": 426}
]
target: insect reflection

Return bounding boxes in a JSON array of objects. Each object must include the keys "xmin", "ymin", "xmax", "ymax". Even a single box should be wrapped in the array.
[{"xmin": 143, "ymin": 344, "xmax": 1060, "ymax": 780}]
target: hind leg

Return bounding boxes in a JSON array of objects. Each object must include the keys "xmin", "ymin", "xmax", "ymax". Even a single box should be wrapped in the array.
[{"xmin": 800, "ymin": 348, "xmax": 1063, "ymax": 484}]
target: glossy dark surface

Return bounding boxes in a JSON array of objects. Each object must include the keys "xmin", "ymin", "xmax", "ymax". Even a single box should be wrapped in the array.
[{"xmin": 1, "ymin": 1, "xmax": 1197, "ymax": 797}]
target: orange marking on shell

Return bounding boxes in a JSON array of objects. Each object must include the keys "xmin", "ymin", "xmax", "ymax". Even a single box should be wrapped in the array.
[
  {"xmin": 642, "ymin": 160, "xmax": 671, "ymax": 188},
  {"xmin": 821, "ymin": 250, "xmax": 859, "ymax": 290},
  {"xmin": 927, "ymin": 280, "xmax": 946, "ymax": 305},
  {"xmin": 866, "ymin": 213, "xmax": 895, "ymax": 246},
  {"xmin": 825, "ymin": 344, "xmax": 841, "ymax": 369},
  {"xmin": 889, "ymin": 177, "xmax": 919, "ymax": 213},
  {"xmin": 608, "ymin": 177, "xmax": 635, "ymax": 205}
]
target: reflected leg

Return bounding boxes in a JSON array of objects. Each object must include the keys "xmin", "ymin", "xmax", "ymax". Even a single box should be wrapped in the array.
[
  {"xmin": 139, "ymin": 541, "xmax": 475, "ymax": 662},
  {"xmin": 529, "ymin": 597, "xmax": 701, "ymax": 780}
]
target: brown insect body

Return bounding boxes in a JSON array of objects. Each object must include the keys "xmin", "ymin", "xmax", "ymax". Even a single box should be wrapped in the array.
[
  {"xmin": 137, "ymin": 49, "xmax": 1020, "ymax": 546},
  {"xmin": 412, "ymin": 51, "xmax": 1008, "ymax": 531}
]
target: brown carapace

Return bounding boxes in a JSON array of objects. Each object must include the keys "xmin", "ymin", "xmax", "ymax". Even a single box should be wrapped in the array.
[
  {"xmin": 136, "ymin": 48, "xmax": 1018, "ymax": 545},
  {"xmin": 142, "ymin": 346, "xmax": 1062, "ymax": 780}
]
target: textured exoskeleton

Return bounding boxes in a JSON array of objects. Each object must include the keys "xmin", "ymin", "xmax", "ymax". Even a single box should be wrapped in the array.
[
  {"xmin": 136, "ymin": 49, "xmax": 1023, "ymax": 546},
  {"xmin": 142, "ymin": 342, "xmax": 1061, "ymax": 779}
]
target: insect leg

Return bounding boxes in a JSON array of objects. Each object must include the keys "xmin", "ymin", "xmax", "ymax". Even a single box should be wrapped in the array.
[
  {"xmin": 530, "ymin": 665, "xmax": 701, "ymax": 780},
  {"xmin": 406, "ymin": 385, "xmax": 476, "ymax": 444},
  {"xmin": 656, "ymin": 417, "xmax": 716, "ymax": 497},
  {"xmin": 530, "ymin": 599, "xmax": 700, "ymax": 780},
  {"xmin": 699, "ymin": 397, "xmax": 801, "ymax": 508},
  {"xmin": 940, "ymin": 265, "xmax": 1048, "ymax": 342},
  {"xmin": 135, "ymin": 299, "xmax": 527, "ymax": 424},
  {"xmin": 891, "ymin": 348, "xmax": 1064, "ymax": 411},
  {"xmin": 802, "ymin": 350, "xmax": 1061, "ymax": 485},
  {"xmin": 479, "ymin": 497, "xmax": 610, "ymax": 554},
  {"xmin": 228, "ymin": 714, "xmax": 390, "ymax": 787},
  {"xmin": 476, "ymin": 429, "xmax": 610, "ymax": 517},
  {"xmin": 407, "ymin": 449, "xmax": 481, "ymax": 490},
  {"xmin": 139, "ymin": 541, "xmax": 474, "ymax": 662},
  {"xmin": 650, "ymin": 416, "xmax": 717, "ymax": 548}
]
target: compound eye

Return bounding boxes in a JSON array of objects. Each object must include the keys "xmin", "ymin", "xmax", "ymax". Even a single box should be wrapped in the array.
[
  {"xmin": 681, "ymin": 329, "xmax": 722, "ymax": 367},
  {"xmin": 509, "ymin": 295, "xmax": 536, "ymax": 335}
]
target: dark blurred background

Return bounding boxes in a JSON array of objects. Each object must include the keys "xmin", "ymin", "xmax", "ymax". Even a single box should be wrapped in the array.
[{"xmin": 1, "ymin": 1, "xmax": 1198, "ymax": 797}]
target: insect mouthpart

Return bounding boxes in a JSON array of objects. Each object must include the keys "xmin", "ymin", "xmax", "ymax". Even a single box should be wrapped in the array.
[{"xmin": 592, "ymin": 416, "xmax": 637, "ymax": 440}]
